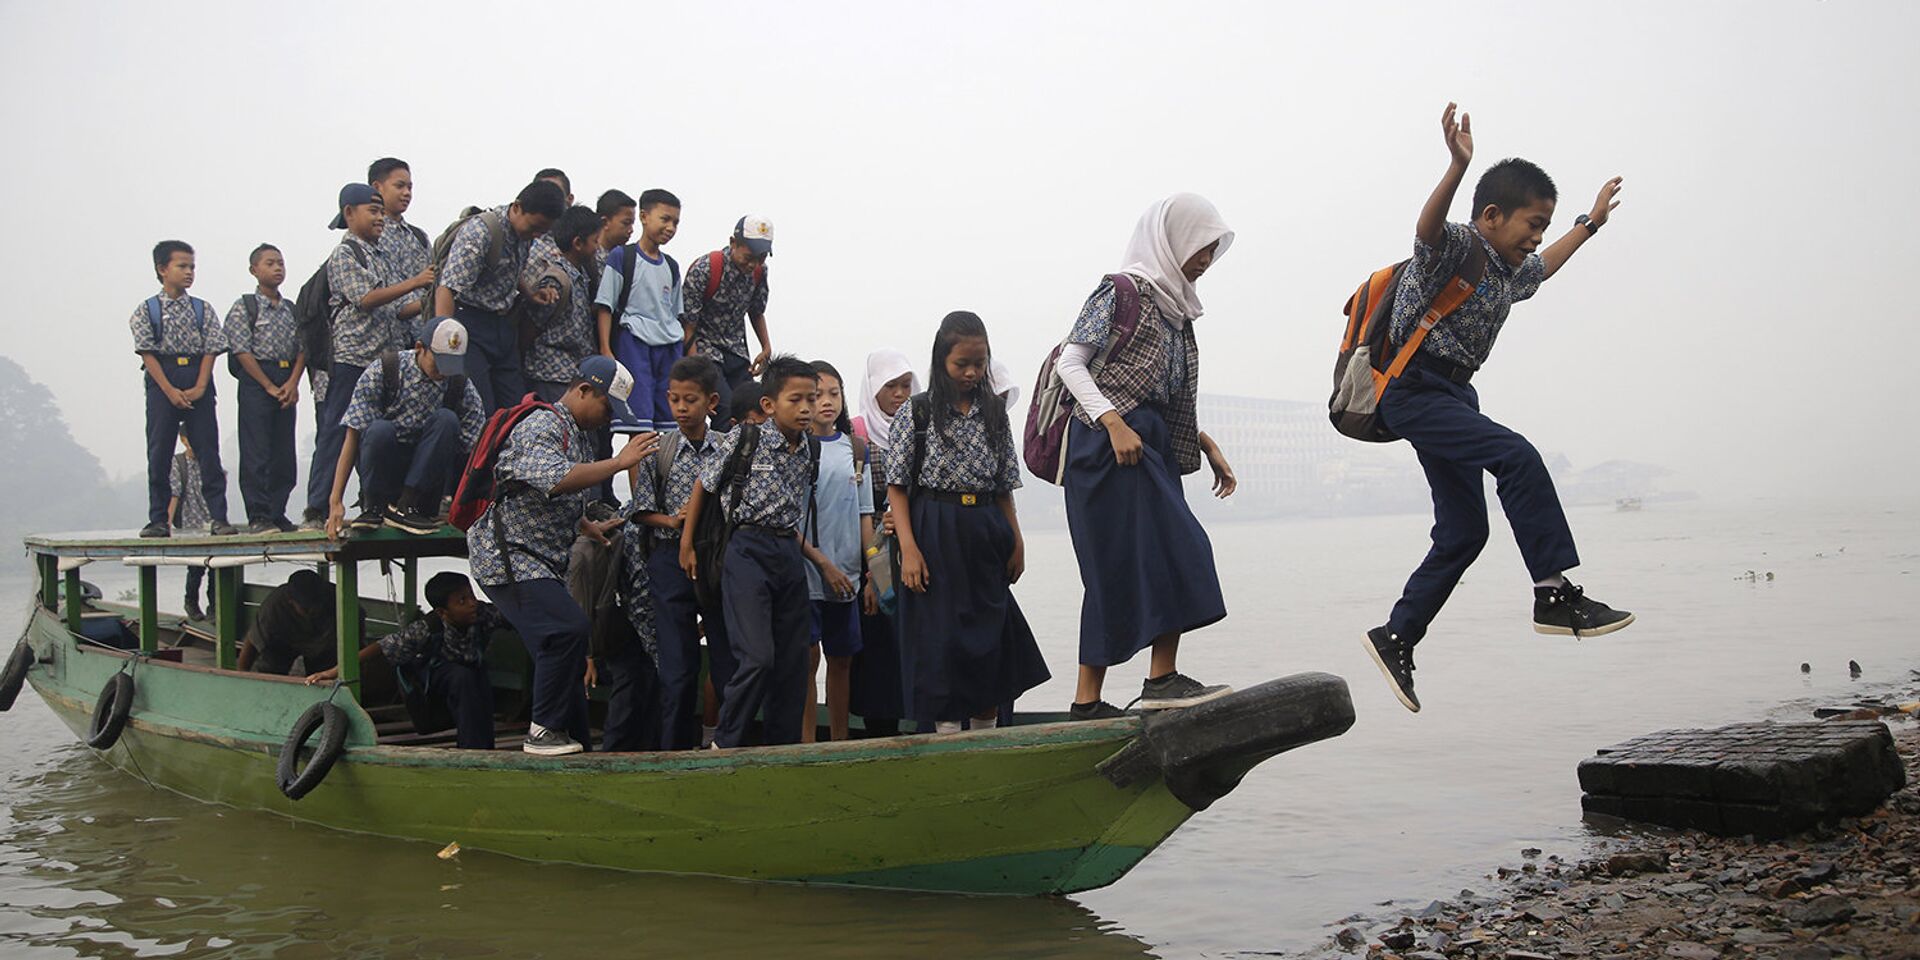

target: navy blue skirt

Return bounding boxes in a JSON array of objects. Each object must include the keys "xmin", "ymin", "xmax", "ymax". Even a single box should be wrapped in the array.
[
  {"xmin": 897, "ymin": 497, "xmax": 1050, "ymax": 721},
  {"xmin": 1064, "ymin": 405, "xmax": 1226, "ymax": 668},
  {"xmin": 850, "ymin": 607, "xmax": 906, "ymax": 720}
]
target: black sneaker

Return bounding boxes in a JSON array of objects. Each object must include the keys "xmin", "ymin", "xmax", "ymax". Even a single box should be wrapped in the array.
[
  {"xmin": 1364, "ymin": 626, "xmax": 1421, "ymax": 713},
  {"xmin": 299, "ymin": 508, "xmax": 327, "ymax": 531},
  {"xmin": 247, "ymin": 518, "xmax": 278, "ymax": 535},
  {"xmin": 1068, "ymin": 700, "xmax": 1127, "ymax": 721},
  {"xmin": 1137, "ymin": 672, "xmax": 1233, "ymax": 710},
  {"xmin": 348, "ymin": 509, "xmax": 385, "ymax": 533},
  {"xmin": 209, "ymin": 521, "xmax": 239, "ymax": 537},
  {"xmin": 1533, "ymin": 582, "xmax": 1635, "ymax": 638},
  {"xmin": 139, "ymin": 522, "xmax": 170, "ymax": 539},
  {"xmin": 185, "ymin": 598, "xmax": 206, "ymax": 622},
  {"xmin": 383, "ymin": 504, "xmax": 441, "ymax": 536},
  {"xmin": 522, "ymin": 725, "xmax": 583, "ymax": 757},
  {"xmin": 272, "ymin": 516, "xmax": 299, "ymax": 533}
]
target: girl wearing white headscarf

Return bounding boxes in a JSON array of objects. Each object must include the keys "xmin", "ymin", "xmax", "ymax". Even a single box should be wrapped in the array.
[
  {"xmin": 1054, "ymin": 193, "xmax": 1239, "ymax": 719},
  {"xmin": 849, "ymin": 349, "xmax": 920, "ymax": 735}
]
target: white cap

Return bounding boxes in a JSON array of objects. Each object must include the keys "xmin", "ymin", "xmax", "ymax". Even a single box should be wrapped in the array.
[
  {"xmin": 733, "ymin": 214, "xmax": 774, "ymax": 256},
  {"xmin": 609, "ymin": 359, "xmax": 633, "ymax": 402},
  {"xmin": 429, "ymin": 318, "xmax": 468, "ymax": 376}
]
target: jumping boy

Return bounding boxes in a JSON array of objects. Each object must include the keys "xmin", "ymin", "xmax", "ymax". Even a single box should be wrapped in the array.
[
  {"xmin": 433, "ymin": 179, "xmax": 567, "ymax": 413},
  {"xmin": 325, "ymin": 318, "xmax": 486, "ymax": 538},
  {"xmin": 525, "ymin": 206, "xmax": 607, "ymax": 403},
  {"xmin": 1364, "ymin": 104, "xmax": 1633, "ymax": 714},
  {"xmin": 679, "ymin": 355, "xmax": 818, "ymax": 749},
  {"xmin": 467, "ymin": 356, "xmax": 658, "ymax": 756},
  {"xmin": 595, "ymin": 188, "xmax": 684, "ymax": 434},
  {"xmin": 304, "ymin": 184, "xmax": 436, "ymax": 528},
  {"xmin": 631, "ymin": 355, "xmax": 735, "ymax": 749},
  {"xmin": 133, "ymin": 240, "xmax": 235, "ymax": 538},
  {"xmin": 308, "ymin": 571, "xmax": 504, "ymax": 750},
  {"xmin": 681, "ymin": 215, "xmax": 774, "ymax": 425},
  {"xmin": 225, "ymin": 243, "xmax": 303, "ymax": 532},
  {"xmin": 369, "ymin": 157, "xmax": 433, "ymax": 348}
]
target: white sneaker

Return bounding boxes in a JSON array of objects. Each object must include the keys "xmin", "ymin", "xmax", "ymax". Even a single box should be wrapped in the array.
[{"xmin": 522, "ymin": 724, "xmax": 583, "ymax": 757}]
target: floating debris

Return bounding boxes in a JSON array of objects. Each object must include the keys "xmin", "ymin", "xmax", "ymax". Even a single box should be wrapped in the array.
[{"xmin": 436, "ymin": 841, "xmax": 461, "ymax": 860}]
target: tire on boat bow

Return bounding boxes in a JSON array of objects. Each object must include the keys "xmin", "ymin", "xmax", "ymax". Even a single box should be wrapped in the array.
[
  {"xmin": 278, "ymin": 702, "xmax": 349, "ymax": 801},
  {"xmin": 86, "ymin": 673, "xmax": 134, "ymax": 749},
  {"xmin": 0, "ymin": 639, "xmax": 34, "ymax": 712},
  {"xmin": 1096, "ymin": 671, "xmax": 1356, "ymax": 811}
]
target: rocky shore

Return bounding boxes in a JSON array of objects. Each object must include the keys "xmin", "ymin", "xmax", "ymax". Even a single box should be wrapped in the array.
[{"xmin": 1299, "ymin": 696, "xmax": 1919, "ymax": 960}]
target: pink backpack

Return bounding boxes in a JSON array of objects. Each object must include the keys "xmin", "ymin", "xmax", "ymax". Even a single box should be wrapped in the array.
[{"xmin": 1021, "ymin": 274, "xmax": 1143, "ymax": 484}]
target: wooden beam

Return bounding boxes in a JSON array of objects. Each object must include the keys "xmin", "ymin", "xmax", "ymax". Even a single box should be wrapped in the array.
[
  {"xmin": 138, "ymin": 565, "xmax": 159, "ymax": 654},
  {"xmin": 214, "ymin": 565, "xmax": 242, "ymax": 671}
]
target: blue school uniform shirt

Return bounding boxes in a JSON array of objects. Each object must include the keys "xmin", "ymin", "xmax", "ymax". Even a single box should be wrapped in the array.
[
  {"xmin": 378, "ymin": 602, "xmax": 503, "ymax": 667},
  {"xmin": 339, "ymin": 355, "xmax": 485, "ymax": 448},
  {"xmin": 440, "ymin": 206, "xmax": 533, "ymax": 314},
  {"xmin": 328, "ymin": 235, "xmax": 391, "ymax": 368},
  {"xmin": 594, "ymin": 246, "xmax": 684, "ymax": 347},
  {"xmin": 467, "ymin": 402, "xmax": 592, "ymax": 586},
  {"xmin": 804, "ymin": 433, "xmax": 873, "ymax": 601},
  {"xmin": 128, "ymin": 292, "xmax": 223, "ymax": 358},
  {"xmin": 521, "ymin": 246, "xmax": 599, "ymax": 384},
  {"xmin": 681, "ymin": 253, "xmax": 768, "ymax": 363},
  {"xmin": 223, "ymin": 290, "xmax": 299, "ymax": 364},
  {"xmin": 883, "ymin": 397, "xmax": 1022, "ymax": 494},
  {"xmin": 699, "ymin": 420, "xmax": 812, "ymax": 530},
  {"xmin": 629, "ymin": 429, "xmax": 729, "ymax": 545},
  {"xmin": 1389, "ymin": 222, "xmax": 1547, "ymax": 370}
]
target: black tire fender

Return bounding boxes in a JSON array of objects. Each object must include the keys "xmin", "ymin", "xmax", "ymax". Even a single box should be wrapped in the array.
[
  {"xmin": 277, "ymin": 702, "xmax": 349, "ymax": 801},
  {"xmin": 86, "ymin": 673, "xmax": 134, "ymax": 749},
  {"xmin": 1097, "ymin": 671, "xmax": 1357, "ymax": 812},
  {"xmin": 0, "ymin": 639, "xmax": 33, "ymax": 712}
]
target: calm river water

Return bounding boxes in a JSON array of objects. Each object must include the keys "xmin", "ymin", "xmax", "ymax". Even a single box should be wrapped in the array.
[{"xmin": 2, "ymin": 497, "xmax": 1914, "ymax": 958}]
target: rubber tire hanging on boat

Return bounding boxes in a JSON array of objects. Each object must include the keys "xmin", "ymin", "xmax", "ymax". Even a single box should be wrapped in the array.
[
  {"xmin": 277, "ymin": 702, "xmax": 348, "ymax": 801},
  {"xmin": 86, "ymin": 673, "xmax": 134, "ymax": 749},
  {"xmin": 0, "ymin": 640, "xmax": 34, "ymax": 712}
]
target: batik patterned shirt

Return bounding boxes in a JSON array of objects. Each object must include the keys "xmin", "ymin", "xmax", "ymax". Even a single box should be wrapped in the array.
[
  {"xmin": 884, "ymin": 396, "xmax": 1021, "ymax": 493},
  {"xmin": 1067, "ymin": 279, "xmax": 1189, "ymax": 405},
  {"xmin": 522, "ymin": 248, "xmax": 599, "ymax": 384},
  {"xmin": 630, "ymin": 429, "xmax": 729, "ymax": 544},
  {"xmin": 699, "ymin": 420, "xmax": 811, "ymax": 530},
  {"xmin": 1064, "ymin": 276, "xmax": 1204, "ymax": 475},
  {"xmin": 170, "ymin": 453, "xmax": 210, "ymax": 528},
  {"xmin": 375, "ymin": 214, "xmax": 431, "ymax": 348},
  {"xmin": 378, "ymin": 602, "xmax": 504, "ymax": 667},
  {"xmin": 328, "ymin": 235, "xmax": 390, "ymax": 367},
  {"xmin": 467, "ymin": 402, "xmax": 592, "ymax": 586},
  {"xmin": 128, "ymin": 292, "xmax": 223, "ymax": 356},
  {"xmin": 681, "ymin": 253, "xmax": 768, "ymax": 363},
  {"xmin": 1388, "ymin": 222, "xmax": 1546, "ymax": 370},
  {"xmin": 617, "ymin": 524, "xmax": 658, "ymax": 661},
  {"xmin": 340, "ymin": 355, "xmax": 485, "ymax": 447},
  {"xmin": 223, "ymin": 290, "xmax": 299, "ymax": 363},
  {"xmin": 440, "ymin": 206, "xmax": 531, "ymax": 314}
]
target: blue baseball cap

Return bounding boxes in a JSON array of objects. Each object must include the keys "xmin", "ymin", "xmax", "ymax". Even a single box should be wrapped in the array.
[
  {"xmin": 329, "ymin": 182, "xmax": 384, "ymax": 229},
  {"xmin": 577, "ymin": 355, "xmax": 635, "ymax": 422}
]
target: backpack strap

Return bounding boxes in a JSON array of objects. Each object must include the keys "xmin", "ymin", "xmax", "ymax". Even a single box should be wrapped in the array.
[
  {"xmin": 1380, "ymin": 244, "xmax": 1489, "ymax": 389},
  {"xmin": 407, "ymin": 223, "xmax": 429, "ymax": 251},
  {"xmin": 665, "ymin": 252, "xmax": 681, "ymax": 292},
  {"xmin": 481, "ymin": 210, "xmax": 508, "ymax": 271},
  {"xmin": 704, "ymin": 251, "xmax": 725, "ymax": 302},
  {"xmin": 379, "ymin": 349, "xmax": 400, "ymax": 412},
  {"xmin": 613, "ymin": 243, "xmax": 639, "ymax": 319},
  {"xmin": 347, "ymin": 239, "xmax": 370, "ymax": 268},
  {"xmin": 720, "ymin": 425, "xmax": 761, "ymax": 524},
  {"xmin": 651, "ymin": 435, "xmax": 677, "ymax": 512},
  {"xmin": 144, "ymin": 296, "xmax": 164, "ymax": 347},
  {"xmin": 804, "ymin": 435, "xmax": 822, "ymax": 545},
  {"xmin": 244, "ymin": 294, "xmax": 261, "ymax": 331},
  {"xmin": 906, "ymin": 393, "xmax": 931, "ymax": 493},
  {"xmin": 1102, "ymin": 273, "xmax": 1144, "ymax": 363}
]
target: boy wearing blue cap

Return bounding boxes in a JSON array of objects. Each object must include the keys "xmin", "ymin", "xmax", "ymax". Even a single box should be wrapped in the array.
[
  {"xmin": 302, "ymin": 184, "xmax": 437, "ymax": 528},
  {"xmin": 681, "ymin": 215, "xmax": 774, "ymax": 427},
  {"xmin": 467, "ymin": 355, "xmax": 660, "ymax": 756},
  {"xmin": 133, "ymin": 240, "xmax": 236, "ymax": 538},
  {"xmin": 433, "ymin": 180, "xmax": 567, "ymax": 414},
  {"xmin": 324, "ymin": 318, "xmax": 486, "ymax": 539}
]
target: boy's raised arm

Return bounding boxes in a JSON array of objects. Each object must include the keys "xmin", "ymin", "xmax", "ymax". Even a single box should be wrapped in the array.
[
  {"xmin": 1418, "ymin": 103, "xmax": 1474, "ymax": 248},
  {"xmin": 1540, "ymin": 177, "xmax": 1624, "ymax": 280}
]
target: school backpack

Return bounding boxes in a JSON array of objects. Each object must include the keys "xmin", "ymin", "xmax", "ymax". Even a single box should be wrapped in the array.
[
  {"xmin": 699, "ymin": 250, "xmax": 763, "ymax": 304},
  {"xmin": 688, "ymin": 427, "xmax": 820, "ymax": 612},
  {"xmin": 143, "ymin": 295, "xmax": 210, "ymax": 353},
  {"xmin": 1020, "ymin": 274, "xmax": 1143, "ymax": 484},
  {"xmin": 448, "ymin": 394, "xmax": 564, "ymax": 533},
  {"xmin": 227, "ymin": 293, "xmax": 299, "ymax": 379},
  {"xmin": 376, "ymin": 349, "xmax": 469, "ymax": 416},
  {"xmin": 609, "ymin": 243, "xmax": 683, "ymax": 320},
  {"xmin": 420, "ymin": 207, "xmax": 507, "ymax": 319},
  {"xmin": 293, "ymin": 242, "xmax": 370, "ymax": 371},
  {"xmin": 1328, "ymin": 244, "xmax": 1488, "ymax": 442}
]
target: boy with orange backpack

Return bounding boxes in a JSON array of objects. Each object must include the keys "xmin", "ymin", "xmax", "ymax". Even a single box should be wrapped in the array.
[
  {"xmin": 1349, "ymin": 104, "xmax": 1632, "ymax": 714},
  {"xmin": 680, "ymin": 215, "xmax": 773, "ymax": 427}
]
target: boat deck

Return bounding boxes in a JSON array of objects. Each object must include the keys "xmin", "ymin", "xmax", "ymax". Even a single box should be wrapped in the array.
[{"xmin": 23, "ymin": 525, "xmax": 469, "ymax": 562}]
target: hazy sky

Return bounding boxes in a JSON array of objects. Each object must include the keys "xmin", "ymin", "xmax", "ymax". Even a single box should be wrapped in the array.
[{"xmin": 2, "ymin": 1, "xmax": 1914, "ymax": 500}]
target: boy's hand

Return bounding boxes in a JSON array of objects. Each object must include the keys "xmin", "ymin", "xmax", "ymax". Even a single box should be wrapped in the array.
[
  {"xmin": 900, "ymin": 546, "xmax": 929, "ymax": 593},
  {"xmin": 165, "ymin": 385, "xmax": 192, "ymax": 410},
  {"xmin": 861, "ymin": 580, "xmax": 878, "ymax": 616},
  {"xmin": 613, "ymin": 431, "xmax": 660, "ymax": 470},
  {"xmin": 1589, "ymin": 176, "xmax": 1624, "ymax": 227},
  {"xmin": 579, "ymin": 515, "xmax": 625, "ymax": 546},
  {"xmin": 325, "ymin": 501, "xmax": 346, "ymax": 540},
  {"xmin": 1007, "ymin": 535, "xmax": 1025, "ymax": 584},
  {"xmin": 679, "ymin": 543, "xmax": 698, "ymax": 582},
  {"xmin": 819, "ymin": 563, "xmax": 854, "ymax": 601},
  {"xmin": 750, "ymin": 348, "xmax": 771, "ymax": 377},
  {"xmin": 412, "ymin": 264, "xmax": 437, "ymax": 290},
  {"xmin": 583, "ymin": 657, "xmax": 599, "ymax": 691},
  {"xmin": 282, "ymin": 381, "xmax": 301, "ymax": 408},
  {"xmin": 530, "ymin": 286, "xmax": 559, "ymax": 307},
  {"xmin": 1206, "ymin": 445, "xmax": 1237, "ymax": 498},
  {"xmin": 1442, "ymin": 102, "xmax": 1473, "ymax": 168},
  {"xmin": 878, "ymin": 510, "xmax": 895, "ymax": 537},
  {"xmin": 180, "ymin": 384, "xmax": 206, "ymax": 404},
  {"xmin": 304, "ymin": 666, "xmax": 341, "ymax": 686}
]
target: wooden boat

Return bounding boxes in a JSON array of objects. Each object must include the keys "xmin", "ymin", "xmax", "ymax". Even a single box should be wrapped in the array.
[{"xmin": 2, "ymin": 527, "xmax": 1354, "ymax": 896}]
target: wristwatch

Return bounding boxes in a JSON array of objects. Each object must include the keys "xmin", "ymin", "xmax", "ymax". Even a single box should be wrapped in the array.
[{"xmin": 1575, "ymin": 214, "xmax": 1599, "ymax": 236}]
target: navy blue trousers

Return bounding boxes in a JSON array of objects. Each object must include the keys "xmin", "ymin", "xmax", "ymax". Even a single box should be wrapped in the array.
[
  {"xmin": 489, "ymin": 577, "xmax": 591, "ymax": 747},
  {"xmin": 358, "ymin": 409, "xmax": 462, "ymax": 512},
  {"xmin": 709, "ymin": 351, "xmax": 752, "ymax": 432},
  {"xmin": 611, "ymin": 333, "xmax": 679, "ymax": 433},
  {"xmin": 649, "ymin": 544, "xmax": 735, "ymax": 749},
  {"xmin": 455, "ymin": 304, "xmax": 524, "ymax": 414},
  {"xmin": 144, "ymin": 360, "xmax": 228, "ymax": 527},
  {"xmin": 714, "ymin": 527, "xmax": 811, "ymax": 748},
  {"xmin": 305, "ymin": 361, "xmax": 363, "ymax": 514},
  {"xmin": 235, "ymin": 364, "xmax": 298, "ymax": 523},
  {"xmin": 598, "ymin": 636, "xmax": 661, "ymax": 752},
  {"xmin": 1381, "ymin": 365, "xmax": 1581, "ymax": 644},
  {"xmin": 406, "ymin": 659, "xmax": 496, "ymax": 750}
]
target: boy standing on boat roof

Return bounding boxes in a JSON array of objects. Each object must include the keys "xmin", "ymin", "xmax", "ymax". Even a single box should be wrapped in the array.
[
  {"xmin": 524, "ymin": 206, "xmax": 607, "ymax": 404},
  {"xmin": 369, "ymin": 157, "xmax": 433, "ymax": 349},
  {"xmin": 325, "ymin": 318, "xmax": 486, "ymax": 539},
  {"xmin": 595, "ymin": 188, "xmax": 684, "ymax": 434},
  {"xmin": 469, "ymin": 356, "xmax": 660, "ymax": 757},
  {"xmin": 1363, "ymin": 104, "xmax": 1635, "ymax": 714},
  {"xmin": 304, "ymin": 184, "xmax": 437, "ymax": 529},
  {"xmin": 309, "ymin": 572, "xmax": 503, "ymax": 750},
  {"xmin": 681, "ymin": 215, "xmax": 774, "ymax": 428},
  {"xmin": 225, "ymin": 243, "xmax": 303, "ymax": 533},
  {"xmin": 433, "ymin": 179, "xmax": 566, "ymax": 414},
  {"xmin": 133, "ymin": 240, "xmax": 236, "ymax": 538}
]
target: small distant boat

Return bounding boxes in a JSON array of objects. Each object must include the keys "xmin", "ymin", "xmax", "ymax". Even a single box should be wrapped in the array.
[
  {"xmin": 1615, "ymin": 497, "xmax": 1643, "ymax": 512},
  {"xmin": 1, "ymin": 527, "xmax": 1355, "ymax": 895}
]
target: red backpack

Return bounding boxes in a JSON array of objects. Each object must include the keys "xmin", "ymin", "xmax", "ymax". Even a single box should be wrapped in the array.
[
  {"xmin": 449, "ymin": 394, "xmax": 568, "ymax": 532},
  {"xmin": 702, "ymin": 250, "xmax": 764, "ymax": 301}
]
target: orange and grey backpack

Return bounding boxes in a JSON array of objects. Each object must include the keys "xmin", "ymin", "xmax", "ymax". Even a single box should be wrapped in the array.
[{"xmin": 1328, "ymin": 244, "xmax": 1487, "ymax": 442}]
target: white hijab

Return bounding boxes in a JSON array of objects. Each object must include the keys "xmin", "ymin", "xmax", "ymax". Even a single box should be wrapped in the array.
[
  {"xmin": 990, "ymin": 358, "xmax": 1021, "ymax": 411},
  {"xmin": 859, "ymin": 349, "xmax": 920, "ymax": 450},
  {"xmin": 1119, "ymin": 192, "xmax": 1235, "ymax": 323}
]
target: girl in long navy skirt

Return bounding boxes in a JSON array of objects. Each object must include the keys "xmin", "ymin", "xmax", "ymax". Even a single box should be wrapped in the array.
[
  {"xmin": 886, "ymin": 313, "xmax": 1049, "ymax": 733},
  {"xmin": 1056, "ymin": 193, "xmax": 1241, "ymax": 720}
]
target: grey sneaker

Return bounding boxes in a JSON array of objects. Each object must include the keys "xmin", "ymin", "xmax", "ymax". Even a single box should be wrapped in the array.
[
  {"xmin": 1068, "ymin": 700, "xmax": 1127, "ymax": 721},
  {"xmin": 1137, "ymin": 672, "xmax": 1233, "ymax": 711},
  {"xmin": 247, "ymin": 518, "xmax": 278, "ymax": 535},
  {"xmin": 522, "ymin": 725, "xmax": 583, "ymax": 757},
  {"xmin": 139, "ymin": 522, "xmax": 170, "ymax": 539},
  {"xmin": 209, "ymin": 521, "xmax": 239, "ymax": 536}
]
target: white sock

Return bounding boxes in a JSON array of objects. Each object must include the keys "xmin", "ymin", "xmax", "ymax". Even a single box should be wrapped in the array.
[
  {"xmin": 1534, "ymin": 574, "xmax": 1566, "ymax": 589},
  {"xmin": 528, "ymin": 722, "xmax": 549, "ymax": 738},
  {"xmin": 701, "ymin": 725, "xmax": 716, "ymax": 748},
  {"xmin": 934, "ymin": 720, "xmax": 963, "ymax": 735},
  {"xmin": 970, "ymin": 716, "xmax": 998, "ymax": 730}
]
